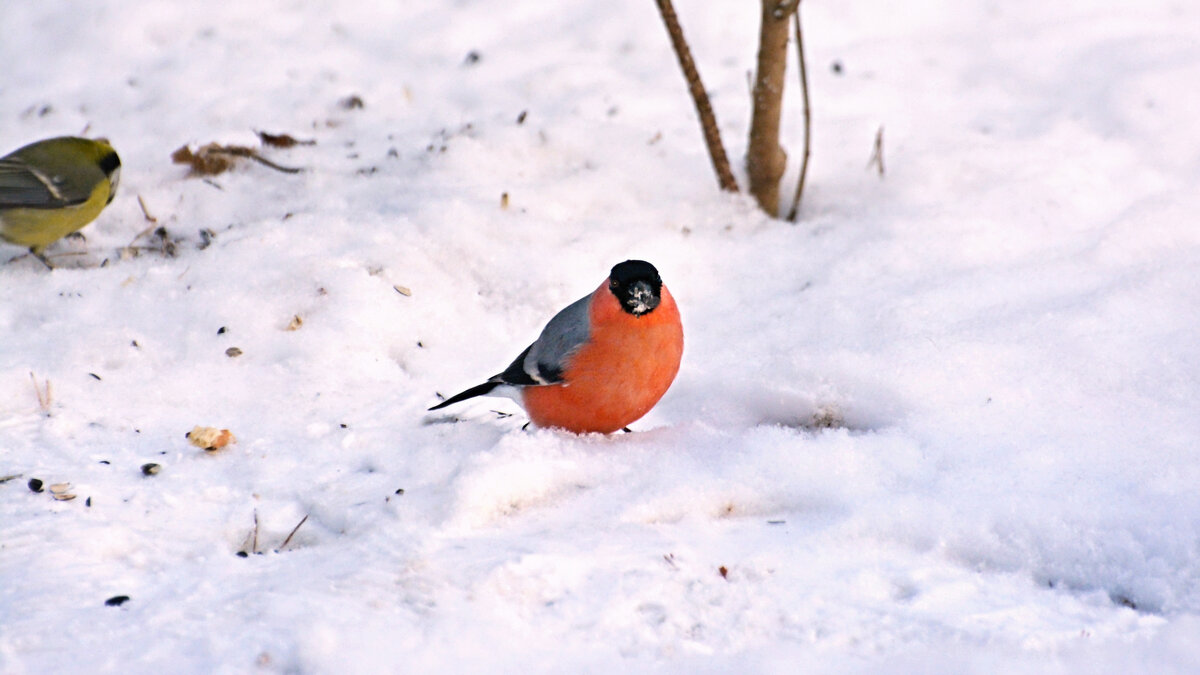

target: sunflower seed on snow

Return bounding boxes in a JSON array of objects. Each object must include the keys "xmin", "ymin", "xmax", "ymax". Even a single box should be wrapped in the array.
[{"xmin": 47, "ymin": 482, "xmax": 76, "ymax": 501}]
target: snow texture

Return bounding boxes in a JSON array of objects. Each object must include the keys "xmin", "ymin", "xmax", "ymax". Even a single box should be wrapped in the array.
[{"xmin": 2, "ymin": 0, "xmax": 1200, "ymax": 672}]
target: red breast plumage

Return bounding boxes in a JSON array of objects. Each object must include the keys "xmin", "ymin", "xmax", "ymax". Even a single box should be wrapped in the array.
[{"xmin": 429, "ymin": 260, "xmax": 683, "ymax": 434}]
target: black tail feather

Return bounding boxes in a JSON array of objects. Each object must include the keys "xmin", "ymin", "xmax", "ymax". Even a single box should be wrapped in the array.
[{"xmin": 428, "ymin": 381, "xmax": 502, "ymax": 411}]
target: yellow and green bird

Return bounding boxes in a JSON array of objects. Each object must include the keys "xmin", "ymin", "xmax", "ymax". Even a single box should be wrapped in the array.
[{"xmin": 0, "ymin": 136, "xmax": 121, "ymax": 267}]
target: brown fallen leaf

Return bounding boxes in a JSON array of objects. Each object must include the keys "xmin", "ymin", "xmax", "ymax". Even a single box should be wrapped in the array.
[
  {"xmin": 172, "ymin": 143, "xmax": 235, "ymax": 176},
  {"xmin": 255, "ymin": 130, "xmax": 316, "ymax": 148},
  {"xmin": 172, "ymin": 142, "xmax": 303, "ymax": 176}
]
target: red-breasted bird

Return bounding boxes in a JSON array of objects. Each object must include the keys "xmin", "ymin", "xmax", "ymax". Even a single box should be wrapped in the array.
[{"xmin": 430, "ymin": 260, "xmax": 683, "ymax": 434}]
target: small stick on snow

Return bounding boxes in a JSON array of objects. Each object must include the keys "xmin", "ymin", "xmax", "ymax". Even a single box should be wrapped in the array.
[
  {"xmin": 244, "ymin": 152, "xmax": 304, "ymax": 174},
  {"xmin": 868, "ymin": 126, "xmax": 885, "ymax": 177},
  {"xmin": 279, "ymin": 514, "xmax": 309, "ymax": 550},
  {"xmin": 29, "ymin": 372, "xmax": 51, "ymax": 414},
  {"xmin": 137, "ymin": 195, "xmax": 158, "ymax": 224}
]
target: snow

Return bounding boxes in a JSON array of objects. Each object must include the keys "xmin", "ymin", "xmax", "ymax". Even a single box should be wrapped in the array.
[{"xmin": 2, "ymin": 0, "xmax": 1200, "ymax": 671}]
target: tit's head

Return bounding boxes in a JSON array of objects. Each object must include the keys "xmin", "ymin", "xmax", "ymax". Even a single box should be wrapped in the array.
[
  {"xmin": 608, "ymin": 260, "xmax": 663, "ymax": 317},
  {"xmin": 90, "ymin": 138, "xmax": 121, "ymax": 203}
]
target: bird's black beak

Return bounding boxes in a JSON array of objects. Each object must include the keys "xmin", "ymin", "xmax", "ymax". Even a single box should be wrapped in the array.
[{"xmin": 625, "ymin": 280, "xmax": 660, "ymax": 316}]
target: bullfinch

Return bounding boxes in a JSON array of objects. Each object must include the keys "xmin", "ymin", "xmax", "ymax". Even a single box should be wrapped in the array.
[{"xmin": 430, "ymin": 260, "xmax": 683, "ymax": 434}]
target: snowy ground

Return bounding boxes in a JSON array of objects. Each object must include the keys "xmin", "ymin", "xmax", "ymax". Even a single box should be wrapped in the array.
[{"xmin": 2, "ymin": 0, "xmax": 1200, "ymax": 671}]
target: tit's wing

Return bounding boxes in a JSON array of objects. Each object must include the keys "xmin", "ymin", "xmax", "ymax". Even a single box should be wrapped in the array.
[
  {"xmin": 494, "ymin": 293, "xmax": 592, "ymax": 386},
  {"xmin": 0, "ymin": 156, "xmax": 91, "ymax": 209}
]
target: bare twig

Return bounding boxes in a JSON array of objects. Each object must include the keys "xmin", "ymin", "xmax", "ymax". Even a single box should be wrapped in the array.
[
  {"xmin": 244, "ymin": 152, "xmax": 304, "ymax": 174},
  {"xmin": 747, "ymin": 0, "xmax": 798, "ymax": 215},
  {"xmin": 868, "ymin": 126, "xmax": 885, "ymax": 176},
  {"xmin": 786, "ymin": 3, "xmax": 812, "ymax": 222},
  {"xmin": 653, "ymin": 0, "xmax": 739, "ymax": 193},
  {"xmin": 136, "ymin": 195, "xmax": 158, "ymax": 224},
  {"xmin": 128, "ymin": 222, "xmax": 161, "ymax": 247},
  {"xmin": 279, "ymin": 514, "xmax": 309, "ymax": 550},
  {"xmin": 30, "ymin": 372, "xmax": 51, "ymax": 414}
]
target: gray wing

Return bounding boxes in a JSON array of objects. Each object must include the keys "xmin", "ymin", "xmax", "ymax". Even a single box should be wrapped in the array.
[
  {"xmin": 0, "ymin": 157, "xmax": 90, "ymax": 209},
  {"xmin": 494, "ymin": 293, "xmax": 592, "ymax": 386}
]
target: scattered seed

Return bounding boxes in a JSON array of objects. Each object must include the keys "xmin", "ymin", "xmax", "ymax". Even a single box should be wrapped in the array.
[
  {"xmin": 104, "ymin": 595, "xmax": 130, "ymax": 607},
  {"xmin": 27, "ymin": 478, "xmax": 43, "ymax": 492},
  {"xmin": 86, "ymin": 497, "xmax": 92, "ymax": 507},
  {"xmin": 198, "ymin": 229, "xmax": 216, "ymax": 249},
  {"xmin": 339, "ymin": 94, "xmax": 365, "ymax": 110},
  {"xmin": 394, "ymin": 488, "xmax": 405, "ymax": 495},
  {"xmin": 516, "ymin": 110, "xmax": 528, "ymax": 124},
  {"xmin": 225, "ymin": 347, "xmax": 243, "ymax": 357},
  {"xmin": 141, "ymin": 463, "xmax": 162, "ymax": 476},
  {"xmin": 236, "ymin": 551, "xmax": 249, "ymax": 558},
  {"xmin": 500, "ymin": 192, "xmax": 509, "ymax": 209},
  {"xmin": 393, "ymin": 285, "xmax": 412, "ymax": 297},
  {"xmin": 217, "ymin": 326, "xmax": 227, "ymax": 335},
  {"xmin": 286, "ymin": 315, "xmax": 303, "ymax": 331},
  {"xmin": 463, "ymin": 50, "xmax": 481, "ymax": 65},
  {"xmin": 719, "ymin": 566, "xmax": 729, "ymax": 579},
  {"xmin": 53, "ymin": 493, "xmax": 76, "ymax": 501}
]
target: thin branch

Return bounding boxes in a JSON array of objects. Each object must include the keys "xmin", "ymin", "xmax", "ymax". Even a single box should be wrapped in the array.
[
  {"xmin": 252, "ymin": 509, "xmax": 260, "ymax": 554},
  {"xmin": 868, "ymin": 126, "xmax": 885, "ymax": 177},
  {"xmin": 653, "ymin": 0, "xmax": 739, "ymax": 192},
  {"xmin": 30, "ymin": 372, "xmax": 51, "ymax": 414},
  {"xmin": 244, "ymin": 151, "xmax": 304, "ymax": 175},
  {"xmin": 279, "ymin": 514, "xmax": 309, "ymax": 550},
  {"xmin": 136, "ymin": 195, "xmax": 158, "ymax": 224},
  {"xmin": 786, "ymin": 3, "xmax": 812, "ymax": 222}
]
